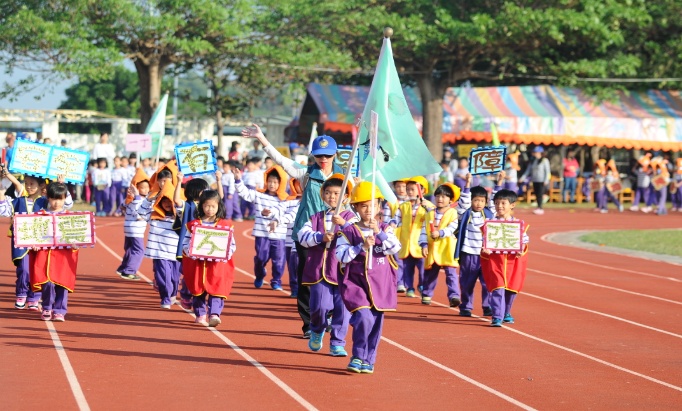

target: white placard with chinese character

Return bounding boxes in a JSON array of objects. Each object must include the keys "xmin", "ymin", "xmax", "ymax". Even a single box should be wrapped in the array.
[
  {"xmin": 14, "ymin": 214, "xmax": 56, "ymax": 248},
  {"xmin": 482, "ymin": 220, "xmax": 523, "ymax": 254},
  {"xmin": 468, "ymin": 145, "xmax": 507, "ymax": 176},
  {"xmin": 188, "ymin": 225, "xmax": 233, "ymax": 261},
  {"xmin": 54, "ymin": 212, "xmax": 95, "ymax": 247}
]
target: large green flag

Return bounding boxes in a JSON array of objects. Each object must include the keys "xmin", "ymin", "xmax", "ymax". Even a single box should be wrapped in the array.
[
  {"xmin": 140, "ymin": 94, "xmax": 169, "ymax": 161},
  {"xmin": 357, "ymin": 36, "xmax": 441, "ymax": 204}
]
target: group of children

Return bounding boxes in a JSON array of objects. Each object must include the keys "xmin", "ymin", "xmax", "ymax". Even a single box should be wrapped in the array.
[
  {"xmin": 1, "ymin": 144, "xmax": 531, "ymax": 374},
  {"xmin": 630, "ymin": 155, "xmax": 682, "ymax": 215}
]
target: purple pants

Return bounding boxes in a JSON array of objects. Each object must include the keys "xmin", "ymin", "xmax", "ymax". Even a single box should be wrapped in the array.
[
  {"xmin": 193, "ymin": 293, "xmax": 224, "ymax": 317},
  {"xmin": 231, "ymin": 194, "xmax": 242, "ymax": 219},
  {"xmin": 402, "ymin": 256, "xmax": 424, "ymax": 291},
  {"xmin": 422, "ymin": 264, "xmax": 460, "ymax": 300},
  {"xmin": 489, "ymin": 288, "xmax": 517, "ymax": 321},
  {"xmin": 633, "ymin": 186, "xmax": 649, "ymax": 206},
  {"xmin": 350, "ymin": 308, "xmax": 384, "ymax": 366},
  {"xmin": 656, "ymin": 188, "xmax": 668, "ymax": 215},
  {"xmin": 41, "ymin": 282, "xmax": 69, "ymax": 315},
  {"xmin": 646, "ymin": 186, "xmax": 657, "ymax": 206},
  {"xmin": 179, "ymin": 269, "xmax": 192, "ymax": 301},
  {"xmin": 254, "ymin": 237, "xmax": 286, "ymax": 287},
  {"xmin": 223, "ymin": 186, "xmax": 233, "ymax": 218},
  {"xmin": 310, "ymin": 281, "xmax": 349, "ymax": 346},
  {"xmin": 109, "ymin": 181, "xmax": 123, "ymax": 212},
  {"xmin": 240, "ymin": 185, "xmax": 256, "ymax": 218},
  {"xmin": 95, "ymin": 187, "xmax": 111, "ymax": 213},
  {"xmin": 16, "ymin": 257, "xmax": 40, "ymax": 303},
  {"xmin": 458, "ymin": 252, "xmax": 490, "ymax": 311},
  {"xmin": 285, "ymin": 246, "xmax": 299, "ymax": 295},
  {"xmin": 503, "ymin": 182, "xmax": 519, "ymax": 193},
  {"xmin": 672, "ymin": 189, "xmax": 682, "ymax": 208},
  {"xmin": 597, "ymin": 188, "xmax": 621, "ymax": 210},
  {"xmin": 153, "ymin": 259, "xmax": 181, "ymax": 305},
  {"xmin": 117, "ymin": 237, "xmax": 145, "ymax": 275},
  {"xmin": 395, "ymin": 258, "xmax": 404, "ymax": 288}
]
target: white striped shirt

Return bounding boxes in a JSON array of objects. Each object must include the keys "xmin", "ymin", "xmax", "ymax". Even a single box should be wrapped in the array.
[
  {"xmin": 235, "ymin": 180, "xmax": 288, "ymax": 240},
  {"xmin": 336, "ymin": 225, "xmax": 401, "ymax": 263},
  {"xmin": 182, "ymin": 220, "xmax": 237, "ymax": 259},
  {"xmin": 0, "ymin": 198, "xmax": 12, "ymax": 216},
  {"xmin": 271, "ymin": 199, "xmax": 300, "ymax": 248},
  {"xmin": 419, "ymin": 209, "xmax": 458, "ymax": 246},
  {"xmin": 137, "ymin": 199, "xmax": 182, "ymax": 261},
  {"xmin": 123, "ymin": 196, "xmax": 148, "ymax": 238},
  {"xmin": 297, "ymin": 208, "xmax": 358, "ymax": 248},
  {"xmin": 456, "ymin": 188, "xmax": 497, "ymax": 255}
]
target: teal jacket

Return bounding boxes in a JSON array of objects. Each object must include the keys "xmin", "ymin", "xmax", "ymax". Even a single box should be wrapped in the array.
[{"xmin": 292, "ymin": 163, "xmax": 344, "ymax": 242}]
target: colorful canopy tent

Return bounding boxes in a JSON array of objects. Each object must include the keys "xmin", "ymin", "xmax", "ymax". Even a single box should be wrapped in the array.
[{"xmin": 300, "ymin": 83, "xmax": 682, "ymax": 151}]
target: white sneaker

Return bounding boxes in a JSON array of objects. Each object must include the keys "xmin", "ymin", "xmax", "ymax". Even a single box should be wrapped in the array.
[
  {"xmin": 642, "ymin": 206, "xmax": 652, "ymax": 213},
  {"xmin": 532, "ymin": 208, "xmax": 544, "ymax": 215},
  {"xmin": 208, "ymin": 315, "xmax": 221, "ymax": 327},
  {"xmin": 618, "ymin": 204, "xmax": 624, "ymax": 212},
  {"xmin": 629, "ymin": 206, "xmax": 639, "ymax": 212},
  {"xmin": 160, "ymin": 304, "xmax": 171, "ymax": 309},
  {"xmin": 600, "ymin": 209, "xmax": 608, "ymax": 214},
  {"xmin": 195, "ymin": 315, "xmax": 208, "ymax": 325}
]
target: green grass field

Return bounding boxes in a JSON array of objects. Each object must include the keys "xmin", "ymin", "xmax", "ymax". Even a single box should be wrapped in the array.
[{"xmin": 580, "ymin": 229, "xmax": 682, "ymax": 258}]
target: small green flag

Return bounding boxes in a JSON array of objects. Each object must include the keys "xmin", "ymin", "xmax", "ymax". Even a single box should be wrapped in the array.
[
  {"xmin": 140, "ymin": 94, "xmax": 169, "ymax": 160},
  {"xmin": 491, "ymin": 122, "xmax": 500, "ymax": 146},
  {"xmin": 357, "ymin": 36, "xmax": 441, "ymax": 203}
]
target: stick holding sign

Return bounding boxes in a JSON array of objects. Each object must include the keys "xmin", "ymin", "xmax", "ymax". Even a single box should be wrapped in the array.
[{"xmin": 368, "ymin": 110, "xmax": 379, "ymax": 269}]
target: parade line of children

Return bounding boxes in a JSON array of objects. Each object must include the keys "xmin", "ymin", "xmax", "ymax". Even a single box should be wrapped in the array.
[{"xmin": 0, "ymin": 136, "xmax": 530, "ymax": 374}]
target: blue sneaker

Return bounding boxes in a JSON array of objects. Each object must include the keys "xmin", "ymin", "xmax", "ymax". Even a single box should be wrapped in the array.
[
  {"xmin": 308, "ymin": 330, "xmax": 325, "ymax": 352},
  {"xmin": 290, "ymin": 292, "xmax": 298, "ymax": 298},
  {"xmin": 347, "ymin": 357, "xmax": 363, "ymax": 373},
  {"xmin": 361, "ymin": 362, "xmax": 374, "ymax": 374},
  {"xmin": 271, "ymin": 284, "xmax": 282, "ymax": 291},
  {"xmin": 503, "ymin": 314, "xmax": 515, "ymax": 324},
  {"xmin": 302, "ymin": 330, "xmax": 311, "ymax": 339},
  {"xmin": 458, "ymin": 309, "xmax": 472, "ymax": 317},
  {"xmin": 491, "ymin": 318, "xmax": 503, "ymax": 327},
  {"xmin": 254, "ymin": 278, "xmax": 264, "ymax": 288},
  {"xmin": 330, "ymin": 345, "xmax": 348, "ymax": 357}
]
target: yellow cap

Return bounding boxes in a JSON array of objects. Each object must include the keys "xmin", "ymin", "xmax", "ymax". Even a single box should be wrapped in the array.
[
  {"xmin": 350, "ymin": 181, "xmax": 383, "ymax": 203},
  {"xmin": 407, "ymin": 176, "xmax": 429, "ymax": 192}
]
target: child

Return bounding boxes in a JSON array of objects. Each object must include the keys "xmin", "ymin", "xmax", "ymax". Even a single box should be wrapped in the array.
[
  {"xmin": 128, "ymin": 153, "xmax": 138, "ymax": 169},
  {"xmin": 116, "ymin": 167, "xmax": 151, "ymax": 280},
  {"xmin": 596, "ymin": 159, "xmax": 623, "ymax": 213},
  {"xmin": 93, "ymin": 157, "xmax": 112, "ymax": 217},
  {"xmin": 630, "ymin": 154, "xmax": 652, "ymax": 212},
  {"xmin": 650, "ymin": 157, "xmax": 671, "ymax": 216},
  {"xmin": 110, "ymin": 156, "xmax": 125, "ymax": 216},
  {"xmin": 393, "ymin": 176, "xmax": 434, "ymax": 298},
  {"xmin": 240, "ymin": 158, "xmax": 265, "ymax": 220},
  {"xmin": 221, "ymin": 161, "xmax": 235, "ymax": 218},
  {"xmin": 382, "ymin": 179, "xmax": 407, "ymax": 292},
  {"xmin": 480, "ymin": 189, "xmax": 529, "ymax": 326},
  {"xmin": 30, "ymin": 182, "xmax": 81, "ymax": 321},
  {"xmin": 182, "ymin": 190, "xmax": 236, "ymax": 327},
  {"xmin": 671, "ymin": 159, "xmax": 682, "ymax": 212},
  {"xmin": 142, "ymin": 158, "xmax": 156, "ymax": 177},
  {"xmin": 227, "ymin": 160, "xmax": 243, "ymax": 222},
  {"xmin": 235, "ymin": 165, "xmax": 289, "ymax": 289},
  {"xmin": 336, "ymin": 181, "xmax": 401, "ymax": 373},
  {"xmin": 270, "ymin": 177, "xmax": 303, "ymax": 298},
  {"xmin": 437, "ymin": 160, "xmax": 454, "ymax": 186},
  {"xmin": 120, "ymin": 156, "xmax": 132, "ymax": 214},
  {"xmin": 297, "ymin": 174, "xmax": 355, "ymax": 356},
  {"xmin": 505, "ymin": 152, "xmax": 520, "ymax": 193},
  {"xmin": 131, "ymin": 177, "xmax": 183, "ymax": 309},
  {"xmin": 420, "ymin": 182, "xmax": 461, "ymax": 306},
  {"xmin": 455, "ymin": 172, "xmax": 503, "ymax": 317},
  {"xmin": 86, "ymin": 159, "xmax": 97, "ymax": 205},
  {"xmin": 454, "ymin": 158, "xmax": 470, "ymax": 190}
]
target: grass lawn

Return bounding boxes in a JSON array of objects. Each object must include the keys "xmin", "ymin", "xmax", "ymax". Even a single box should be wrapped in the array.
[{"xmin": 580, "ymin": 229, "xmax": 682, "ymax": 258}]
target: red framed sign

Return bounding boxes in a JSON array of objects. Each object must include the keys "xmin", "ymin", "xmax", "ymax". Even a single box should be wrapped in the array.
[
  {"xmin": 188, "ymin": 224, "xmax": 233, "ymax": 262},
  {"xmin": 14, "ymin": 212, "xmax": 95, "ymax": 249},
  {"xmin": 482, "ymin": 220, "xmax": 524, "ymax": 254}
]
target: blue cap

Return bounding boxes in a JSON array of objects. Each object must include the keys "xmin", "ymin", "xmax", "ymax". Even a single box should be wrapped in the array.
[
  {"xmin": 311, "ymin": 135, "xmax": 337, "ymax": 156},
  {"xmin": 533, "ymin": 146, "xmax": 544, "ymax": 153}
]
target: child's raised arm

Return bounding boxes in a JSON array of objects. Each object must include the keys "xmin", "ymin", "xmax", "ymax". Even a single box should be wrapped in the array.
[
  {"xmin": 174, "ymin": 172, "xmax": 184, "ymax": 207},
  {"xmin": 215, "ymin": 170, "xmax": 224, "ymax": 199},
  {"xmin": 2, "ymin": 166, "xmax": 24, "ymax": 197}
]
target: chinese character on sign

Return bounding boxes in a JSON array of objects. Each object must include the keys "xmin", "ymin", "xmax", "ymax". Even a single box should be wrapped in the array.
[
  {"xmin": 189, "ymin": 226, "xmax": 233, "ymax": 261},
  {"xmin": 468, "ymin": 146, "xmax": 507, "ymax": 175},
  {"xmin": 483, "ymin": 220, "xmax": 523, "ymax": 253}
]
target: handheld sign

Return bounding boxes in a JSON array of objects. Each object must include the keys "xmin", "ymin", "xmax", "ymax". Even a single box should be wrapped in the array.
[
  {"xmin": 47, "ymin": 146, "xmax": 90, "ymax": 184},
  {"xmin": 336, "ymin": 145, "xmax": 359, "ymax": 177},
  {"xmin": 9, "ymin": 140, "xmax": 89, "ymax": 184},
  {"xmin": 188, "ymin": 225, "xmax": 234, "ymax": 262},
  {"xmin": 14, "ymin": 214, "xmax": 55, "ymax": 248},
  {"xmin": 14, "ymin": 212, "xmax": 95, "ymax": 249},
  {"xmin": 174, "ymin": 141, "xmax": 217, "ymax": 176},
  {"xmin": 126, "ymin": 134, "xmax": 152, "ymax": 152},
  {"xmin": 468, "ymin": 146, "xmax": 507, "ymax": 176},
  {"xmin": 651, "ymin": 175, "xmax": 668, "ymax": 191},
  {"xmin": 482, "ymin": 220, "xmax": 524, "ymax": 254},
  {"xmin": 53, "ymin": 212, "xmax": 96, "ymax": 247}
]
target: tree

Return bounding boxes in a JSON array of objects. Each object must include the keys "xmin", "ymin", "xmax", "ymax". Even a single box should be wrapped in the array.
[{"xmin": 0, "ymin": 0, "xmax": 254, "ymax": 130}]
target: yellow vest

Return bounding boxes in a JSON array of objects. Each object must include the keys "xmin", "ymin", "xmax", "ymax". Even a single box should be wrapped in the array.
[
  {"xmin": 398, "ymin": 200, "xmax": 433, "ymax": 259},
  {"xmin": 424, "ymin": 207, "xmax": 459, "ymax": 269},
  {"xmin": 387, "ymin": 201, "xmax": 401, "ymax": 240}
]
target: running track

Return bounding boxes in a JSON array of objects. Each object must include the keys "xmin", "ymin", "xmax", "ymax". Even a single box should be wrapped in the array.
[{"xmin": 1, "ymin": 209, "xmax": 681, "ymax": 410}]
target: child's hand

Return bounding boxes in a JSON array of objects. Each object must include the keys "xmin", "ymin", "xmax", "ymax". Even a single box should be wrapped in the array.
[
  {"xmin": 482, "ymin": 248, "xmax": 492, "ymax": 255},
  {"xmin": 368, "ymin": 218, "xmax": 380, "ymax": 234},
  {"xmin": 71, "ymin": 245, "xmax": 80, "ymax": 251},
  {"xmin": 363, "ymin": 235, "xmax": 375, "ymax": 250},
  {"xmin": 227, "ymin": 194, "xmax": 233, "ymax": 200},
  {"xmin": 497, "ymin": 170, "xmax": 506, "ymax": 185},
  {"xmin": 268, "ymin": 221, "xmax": 278, "ymax": 233},
  {"xmin": 389, "ymin": 221, "xmax": 397, "ymax": 229},
  {"xmin": 331, "ymin": 214, "xmax": 346, "ymax": 226},
  {"xmin": 215, "ymin": 170, "xmax": 222, "ymax": 181},
  {"xmin": 465, "ymin": 173, "xmax": 472, "ymax": 187},
  {"xmin": 322, "ymin": 232, "xmax": 335, "ymax": 243},
  {"xmin": 57, "ymin": 174, "xmax": 66, "ymax": 183},
  {"xmin": 261, "ymin": 208, "xmax": 271, "ymax": 217},
  {"xmin": 421, "ymin": 246, "xmax": 428, "ymax": 258},
  {"xmin": 177, "ymin": 172, "xmax": 184, "ymax": 184},
  {"xmin": 430, "ymin": 230, "xmax": 440, "ymax": 239},
  {"xmin": 233, "ymin": 168, "xmax": 242, "ymax": 181},
  {"xmin": 128, "ymin": 185, "xmax": 139, "ymax": 197}
]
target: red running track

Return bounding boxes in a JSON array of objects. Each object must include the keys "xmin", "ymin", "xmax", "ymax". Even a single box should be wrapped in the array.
[{"xmin": 1, "ymin": 208, "xmax": 682, "ymax": 410}]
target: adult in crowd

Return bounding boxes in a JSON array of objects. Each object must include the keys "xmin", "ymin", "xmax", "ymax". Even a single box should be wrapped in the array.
[
  {"xmin": 562, "ymin": 150, "xmax": 580, "ymax": 203},
  {"xmin": 242, "ymin": 123, "xmax": 343, "ymax": 339},
  {"xmin": 92, "ymin": 132, "xmax": 117, "ymax": 169},
  {"xmin": 522, "ymin": 146, "xmax": 551, "ymax": 215},
  {"xmin": 247, "ymin": 139, "xmax": 266, "ymax": 161},
  {"xmin": 228, "ymin": 141, "xmax": 242, "ymax": 162}
]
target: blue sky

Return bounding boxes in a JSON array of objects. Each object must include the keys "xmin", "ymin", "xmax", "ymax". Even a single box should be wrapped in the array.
[{"xmin": 0, "ymin": 67, "xmax": 74, "ymax": 110}]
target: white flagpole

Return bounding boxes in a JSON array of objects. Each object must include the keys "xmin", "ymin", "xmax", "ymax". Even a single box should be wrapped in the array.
[
  {"xmin": 307, "ymin": 122, "xmax": 318, "ymax": 154},
  {"xmin": 368, "ymin": 111, "xmax": 379, "ymax": 269}
]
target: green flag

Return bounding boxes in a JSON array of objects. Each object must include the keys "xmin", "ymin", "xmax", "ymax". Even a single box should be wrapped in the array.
[
  {"xmin": 357, "ymin": 36, "xmax": 441, "ymax": 203},
  {"xmin": 491, "ymin": 122, "xmax": 500, "ymax": 146},
  {"xmin": 140, "ymin": 94, "xmax": 169, "ymax": 161}
]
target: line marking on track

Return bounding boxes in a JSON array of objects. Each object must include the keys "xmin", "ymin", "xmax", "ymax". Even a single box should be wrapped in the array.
[
  {"xmin": 96, "ymin": 237, "xmax": 318, "ymax": 411},
  {"xmin": 523, "ymin": 292, "xmax": 682, "ymax": 339},
  {"xmin": 528, "ymin": 268, "xmax": 682, "ymax": 306},
  {"xmin": 46, "ymin": 322, "xmax": 91, "ymax": 411}
]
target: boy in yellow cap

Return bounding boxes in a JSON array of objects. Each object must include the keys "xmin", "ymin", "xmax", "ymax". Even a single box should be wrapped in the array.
[{"xmin": 382, "ymin": 178, "xmax": 408, "ymax": 292}]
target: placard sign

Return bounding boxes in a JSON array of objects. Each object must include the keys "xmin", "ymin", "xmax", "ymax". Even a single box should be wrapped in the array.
[
  {"xmin": 188, "ymin": 225, "xmax": 234, "ymax": 262},
  {"xmin": 9, "ymin": 140, "xmax": 89, "ymax": 184},
  {"xmin": 126, "ymin": 134, "xmax": 152, "ymax": 152},
  {"xmin": 174, "ymin": 140, "xmax": 217, "ymax": 176},
  {"xmin": 482, "ymin": 220, "xmax": 524, "ymax": 254},
  {"xmin": 468, "ymin": 145, "xmax": 507, "ymax": 176},
  {"xmin": 336, "ymin": 145, "xmax": 359, "ymax": 177},
  {"xmin": 14, "ymin": 212, "xmax": 95, "ymax": 249},
  {"xmin": 651, "ymin": 175, "xmax": 669, "ymax": 191}
]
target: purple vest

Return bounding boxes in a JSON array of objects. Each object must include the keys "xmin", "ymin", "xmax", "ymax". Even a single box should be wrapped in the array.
[
  {"xmin": 301, "ymin": 209, "xmax": 356, "ymax": 286},
  {"xmin": 339, "ymin": 222, "xmax": 398, "ymax": 312}
]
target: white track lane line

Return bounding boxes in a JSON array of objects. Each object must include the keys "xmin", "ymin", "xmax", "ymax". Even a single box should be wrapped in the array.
[
  {"xmin": 46, "ymin": 322, "xmax": 91, "ymax": 411},
  {"xmin": 528, "ymin": 268, "xmax": 682, "ymax": 306},
  {"xmin": 97, "ymin": 238, "xmax": 318, "ymax": 411}
]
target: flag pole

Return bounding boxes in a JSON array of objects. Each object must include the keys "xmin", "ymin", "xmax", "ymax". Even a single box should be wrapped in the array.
[
  {"xmin": 369, "ymin": 142, "xmax": 377, "ymax": 269},
  {"xmin": 308, "ymin": 122, "xmax": 318, "ymax": 153},
  {"xmin": 334, "ymin": 122, "xmax": 361, "ymax": 217}
]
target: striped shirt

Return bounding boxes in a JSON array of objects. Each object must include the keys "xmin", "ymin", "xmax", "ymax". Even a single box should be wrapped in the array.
[
  {"xmin": 0, "ymin": 191, "xmax": 74, "ymax": 216},
  {"xmin": 636, "ymin": 169, "xmax": 651, "ymax": 188},
  {"xmin": 336, "ymin": 225, "xmax": 401, "ymax": 263},
  {"xmin": 271, "ymin": 199, "xmax": 300, "ymax": 248},
  {"xmin": 0, "ymin": 198, "xmax": 12, "ymax": 216},
  {"xmin": 235, "ymin": 180, "xmax": 288, "ymax": 240},
  {"xmin": 419, "ymin": 209, "xmax": 458, "ymax": 247},
  {"xmin": 137, "ymin": 199, "xmax": 182, "ymax": 261},
  {"xmin": 297, "ymin": 208, "xmax": 358, "ymax": 248},
  {"xmin": 456, "ymin": 188, "xmax": 497, "ymax": 255},
  {"xmin": 123, "ymin": 196, "xmax": 148, "ymax": 238},
  {"xmin": 182, "ymin": 220, "xmax": 236, "ymax": 258}
]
